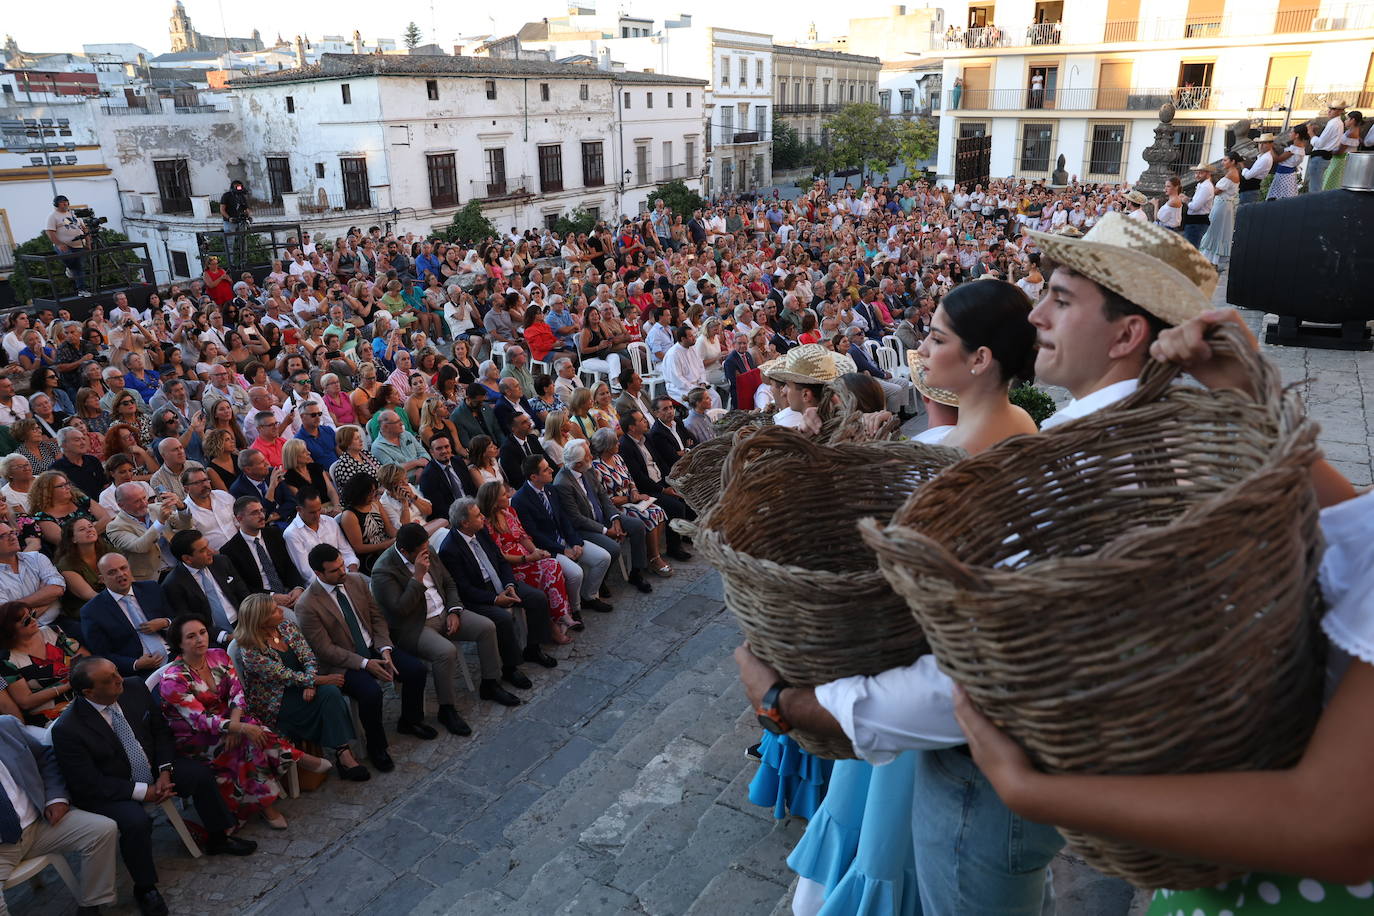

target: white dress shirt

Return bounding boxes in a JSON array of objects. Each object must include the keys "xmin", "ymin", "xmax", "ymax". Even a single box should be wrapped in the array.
[
  {"xmin": 1242, "ymin": 151, "xmax": 1273, "ymax": 181},
  {"xmin": 661, "ymin": 342, "xmax": 708, "ymax": 401},
  {"xmin": 1312, "ymin": 115, "xmax": 1345, "ymax": 152},
  {"xmin": 1187, "ymin": 179, "xmax": 1215, "ymax": 216},
  {"xmin": 403, "ymin": 558, "xmax": 446, "ymax": 618},
  {"xmin": 285, "ymin": 515, "xmax": 359, "ymax": 579},
  {"xmin": 183, "ymin": 491, "xmax": 238, "ymax": 550},
  {"xmin": 0, "ymin": 759, "xmax": 43, "ymax": 830}
]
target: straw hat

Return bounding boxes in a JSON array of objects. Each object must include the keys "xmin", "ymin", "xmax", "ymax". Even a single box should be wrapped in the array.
[
  {"xmin": 909, "ymin": 352, "xmax": 959, "ymax": 407},
  {"xmin": 1124, "ymin": 190, "xmax": 1148, "ymax": 205},
  {"xmin": 1053, "ymin": 225, "xmax": 1085, "ymax": 238},
  {"xmin": 1022, "ymin": 212, "xmax": 1216, "ymax": 327},
  {"xmin": 770, "ymin": 344, "xmax": 841, "ymax": 386},
  {"xmin": 1328, "ymin": 99, "xmax": 1348, "ymax": 109},
  {"xmin": 1255, "ymin": 132, "xmax": 1277, "ymax": 144},
  {"xmin": 1192, "ymin": 162, "xmax": 1216, "ymax": 173},
  {"xmin": 758, "ymin": 355, "xmax": 786, "ymax": 381},
  {"xmin": 832, "ymin": 350, "xmax": 858, "ymax": 375}
]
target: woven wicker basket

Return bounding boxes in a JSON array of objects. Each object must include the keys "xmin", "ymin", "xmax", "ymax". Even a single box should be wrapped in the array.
[
  {"xmin": 667, "ymin": 412, "xmax": 773, "ymax": 515},
  {"xmin": 695, "ymin": 424, "xmax": 963, "ymax": 758},
  {"xmin": 859, "ymin": 325, "xmax": 1326, "ymax": 889}
]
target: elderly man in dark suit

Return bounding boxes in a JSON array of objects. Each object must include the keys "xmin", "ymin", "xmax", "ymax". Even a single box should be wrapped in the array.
[
  {"xmin": 613, "ymin": 367, "xmax": 655, "ymax": 421},
  {"xmin": 493, "ymin": 377, "xmax": 544, "ymax": 437},
  {"xmin": 418, "ymin": 433, "xmax": 474, "ymax": 525},
  {"xmin": 297, "ymin": 544, "xmax": 438, "ymax": 766},
  {"xmin": 228, "ymin": 448, "xmax": 296, "ymax": 526},
  {"xmin": 618, "ymin": 410, "xmax": 693, "ymax": 562},
  {"xmin": 219, "ymin": 496, "xmax": 305, "ymax": 608},
  {"xmin": 721, "ymin": 333, "xmax": 757, "ymax": 409},
  {"xmin": 161, "ymin": 529, "xmax": 250, "ymax": 646},
  {"xmin": 553, "ymin": 439, "xmax": 652, "ymax": 594},
  {"xmin": 52, "ymin": 657, "xmax": 255, "ymax": 916},
  {"xmin": 81, "ymin": 554, "xmax": 173, "ymax": 677},
  {"xmin": 499, "ymin": 412, "xmax": 552, "ymax": 487},
  {"xmin": 370, "ymin": 525, "xmax": 520, "ymax": 734},
  {"xmin": 511, "ymin": 455, "xmax": 614, "ymax": 616},
  {"xmin": 647, "ymin": 395, "xmax": 698, "ymax": 480},
  {"xmin": 450, "ymin": 383, "xmax": 504, "ymax": 449},
  {"xmin": 0, "ymin": 714, "xmax": 119, "ymax": 914}
]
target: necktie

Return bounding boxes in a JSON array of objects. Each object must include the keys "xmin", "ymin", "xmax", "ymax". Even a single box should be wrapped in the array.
[
  {"xmin": 445, "ymin": 462, "xmax": 464, "ymax": 497},
  {"xmin": 582, "ymin": 473, "xmax": 604, "ymax": 524},
  {"xmin": 0, "ymin": 791, "xmax": 20, "ymax": 844},
  {"xmin": 522, "ymin": 438, "xmax": 532, "ymax": 457},
  {"xmin": 198, "ymin": 568, "xmax": 232, "ymax": 636},
  {"xmin": 257, "ymin": 480, "xmax": 267, "ymax": 499},
  {"xmin": 253, "ymin": 538, "xmax": 287, "ymax": 593},
  {"xmin": 123, "ymin": 596, "xmax": 164, "ymax": 656},
  {"xmin": 334, "ymin": 586, "xmax": 369, "ymax": 656},
  {"xmin": 468, "ymin": 536, "xmax": 501, "ymax": 587},
  {"xmin": 108, "ymin": 705, "xmax": 153, "ymax": 785},
  {"xmin": 540, "ymin": 488, "xmax": 553, "ymax": 516}
]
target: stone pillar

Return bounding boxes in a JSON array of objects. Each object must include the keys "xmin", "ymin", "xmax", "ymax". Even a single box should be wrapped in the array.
[{"xmin": 1136, "ymin": 102, "xmax": 1181, "ymax": 197}]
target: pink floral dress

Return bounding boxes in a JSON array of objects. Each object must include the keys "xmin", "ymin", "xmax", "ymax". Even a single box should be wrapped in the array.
[
  {"xmin": 487, "ymin": 507, "xmax": 570, "ymax": 622},
  {"xmin": 157, "ymin": 649, "xmax": 294, "ymax": 827}
]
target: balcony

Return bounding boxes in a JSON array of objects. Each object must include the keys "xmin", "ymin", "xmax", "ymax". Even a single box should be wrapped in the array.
[
  {"xmin": 296, "ymin": 189, "xmax": 376, "ymax": 214},
  {"xmin": 949, "ymin": 84, "xmax": 1360, "ymax": 113},
  {"xmin": 160, "ymin": 196, "xmax": 193, "ymax": 215},
  {"xmin": 468, "ymin": 175, "xmax": 534, "ymax": 202},
  {"xmin": 658, "ymin": 164, "xmax": 692, "ymax": 181},
  {"xmin": 100, "ymin": 99, "xmax": 230, "ymax": 116},
  {"xmin": 775, "ymin": 103, "xmax": 843, "ymax": 116},
  {"xmin": 942, "ymin": 21, "xmax": 1062, "ymax": 49}
]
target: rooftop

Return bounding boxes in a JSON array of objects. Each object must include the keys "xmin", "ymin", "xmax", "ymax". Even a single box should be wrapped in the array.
[
  {"xmin": 228, "ymin": 53, "xmax": 704, "ymax": 88},
  {"xmin": 771, "ymin": 44, "xmax": 881, "ymax": 65}
]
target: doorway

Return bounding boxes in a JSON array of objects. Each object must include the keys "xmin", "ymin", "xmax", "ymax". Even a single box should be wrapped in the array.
[
  {"xmin": 1027, "ymin": 65, "xmax": 1058, "ymax": 109},
  {"xmin": 1175, "ymin": 62, "xmax": 1214, "ymax": 109}
]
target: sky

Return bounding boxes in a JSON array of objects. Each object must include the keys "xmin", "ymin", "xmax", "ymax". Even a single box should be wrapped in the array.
[{"xmin": 5, "ymin": 0, "xmax": 910, "ymax": 55}]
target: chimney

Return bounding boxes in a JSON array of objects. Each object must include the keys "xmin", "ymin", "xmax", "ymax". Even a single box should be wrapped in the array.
[
  {"xmin": 353, "ymin": 30, "xmax": 363, "ymax": 54},
  {"xmin": 893, "ymin": 5, "xmax": 906, "ymax": 15},
  {"xmin": 294, "ymin": 35, "xmax": 306, "ymax": 67},
  {"xmin": 598, "ymin": 47, "xmax": 612, "ymax": 70}
]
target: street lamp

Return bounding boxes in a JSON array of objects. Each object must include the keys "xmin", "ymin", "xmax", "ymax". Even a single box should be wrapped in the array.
[{"xmin": 156, "ymin": 222, "xmax": 172, "ymax": 281}]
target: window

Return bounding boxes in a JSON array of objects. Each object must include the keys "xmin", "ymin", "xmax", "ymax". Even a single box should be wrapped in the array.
[
  {"xmin": 340, "ymin": 156, "xmax": 370, "ymax": 209},
  {"xmin": 580, "ymin": 83, "xmax": 589, "ymax": 100},
  {"xmin": 1088, "ymin": 124, "xmax": 1126, "ymax": 175},
  {"xmin": 426, "ymin": 80, "xmax": 439, "ymax": 101},
  {"xmin": 719, "ymin": 105, "xmax": 734, "ymax": 142},
  {"xmin": 959, "ymin": 122, "xmax": 988, "ymax": 138},
  {"xmin": 668, "ymin": 92, "xmax": 674, "ymax": 108},
  {"xmin": 1170, "ymin": 125, "xmax": 1207, "ymax": 172},
  {"xmin": 426, "ymin": 153, "xmax": 458, "ymax": 208},
  {"xmin": 901, "ymin": 89, "xmax": 914, "ymax": 113},
  {"xmin": 341, "ymin": 84, "xmax": 351, "ymax": 104},
  {"xmin": 753, "ymin": 155, "xmax": 764, "ymax": 186},
  {"xmin": 686, "ymin": 92, "xmax": 692, "ymax": 106},
  {"xmin": 635, "ymin": 145, "xmax": 649, "ymax": 185},
  {"xmin": 544, "ymin": 213, "xmax": 560, "ymax": 231},
  {"xmin": 849, "ymin": 83, "xmax": 856, "ymax": 101},
  {"xmin": 646, "ymin": 92, "xmax": 653, "ymax": 109},
  {"xmin": 315, "ymin": 162, "xmax": 326, "ymax": 178},
  {"xmin": 153, "ymin": 159, "xmax": 192, "ymax": 213},
  {"xmin": 685, "ymin": 139, "xmax": 695, "ymax": 175},
  {"xmin": 581, "ymin": 141, "xmax": 605, "ymax": 187},
  {"xmin": 1020, "ymin": 123, "xmax": 1054, "ymax": 172},
  {"xmin": 623, "ymin": 92, "xmax": 631, "ymax": 109},
  {"xmin": 265, "ymin": 156, "xmax": 292, "ymax": 204},
  {"xmin": 823, "ymin": 80, "xmax": 831, "ymax": 105},
  {"xmin": 779, "ymin": 81, "xmax": 788, "ymax": 104},
  {"xmin": 540, "ymin": 83, "xmax": 550, "ymax": 102},
  {"xmin": 586, "ymin": 206, "xmax": 600, "ymax": 221},
  {"xmin": 755, "ymin": 106, "xmax": 767, "ymax": 135},
  {"xmin": 807, "ymin": 80, "xmax": 815, "ymax": 104},
  {"xmin": 662, "ymin": 141, "xmax": 673, "ymax": 178},
  {"xmin": 721, "ymin": 57, "xmax": 729, "ymax": 85},
  {"xmin": 878, "ymin": 90, "xmax": 891, "ymax": 112},
  {"xmin": 485, "ymin": 80, "xmax": 496, "ymax": 100},
  {"xmin": 538, "ymin": 145, "xmax": 563, "ymax": 193},
  {"xmin": 170, "ymin": 250, "xmax": 190, "ymax": 278},
  {"xmin": 285, "ymin": 95, "xmax": 295, "ymax": 113},
  {"xmin": 755, "ymin": 59, "xmax": 763, "ymax": 85},
  {"xmin": 622, "ymin": 27, "xmax": 630, "ymax": 37},
  {"xmin": 485, "ymin": 148, "xmax": 506, "ymax": 196}
]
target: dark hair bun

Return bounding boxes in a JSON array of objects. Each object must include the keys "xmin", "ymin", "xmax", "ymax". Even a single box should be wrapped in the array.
[{"xmin": 940, "ymin": 280, "xmax": 1037, "ymax": 387}]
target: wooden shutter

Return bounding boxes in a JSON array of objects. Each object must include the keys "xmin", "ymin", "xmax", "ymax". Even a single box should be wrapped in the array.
[
  {"xmin": 962, "ymin": 65, "xmax": 991, "ymax": 109},
  {"xmin": 1098, "ymin": 61, "xmax": 1132, "ymax": 109},
  {"xmin": 1274, "ymin": 0, "xmax": 1315, "ymax": 33},
  {"xmin": 1104, "ymin": 0, "xmax": 1140, "ymax": 40},
  {"xmin": 1263, "ymin": 54, "xmax": 1309, "ymax": 108}
]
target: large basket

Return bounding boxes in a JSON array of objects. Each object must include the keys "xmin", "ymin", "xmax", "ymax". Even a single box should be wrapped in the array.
[
  {"xmin": 667, "ymin": 412, "xmax": 773, "ymax": 515},
  {"xmin": 696, "ymin": 425, "xmax": 963, "ymax": 758},
  {"xmin": 859, "ymin": 325, "xmax": 1326, "ymax": 889}
]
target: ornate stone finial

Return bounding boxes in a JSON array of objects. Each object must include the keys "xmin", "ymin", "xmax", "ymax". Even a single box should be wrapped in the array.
[
  {"xmin": 1137, "ymin": 104, "xmax": 1182, "ymax": 196},
  {"xmin": 1159, "ymin": 102, "xmax": 1175, "ymax": 124}
]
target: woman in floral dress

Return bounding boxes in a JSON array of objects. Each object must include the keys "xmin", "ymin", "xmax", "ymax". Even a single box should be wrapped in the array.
[
  {"xmin": 475, "ymin": 480, "xmax": 576, "ymax": 643},
  {"xmin": 588, "ymin": 428, "xmax": 672, "ymax": 577}
]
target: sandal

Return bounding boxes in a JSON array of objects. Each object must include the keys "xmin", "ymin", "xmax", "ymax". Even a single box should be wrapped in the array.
[{"xmin": 650, "ymin": 559, "xmax": 674, "ymax": 578}]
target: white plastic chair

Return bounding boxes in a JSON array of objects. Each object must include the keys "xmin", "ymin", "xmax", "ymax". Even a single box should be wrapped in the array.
[
  {"xmin": 626, "ymin": 342, "xmax": 666, "ymax": 401},
  {"xmin": 862, "ymin": 339, "xmax": 882, "ymax": 363},
  {"xmin": 881, "ymin": 335, "xmax": 913, "ymax": 380},
  {"xmin": 158, "ymin": 798, "xmax": 203, "ymax": 859},
  {"xmin": 3, "ymin": 853, "xmax": 80, "ymax": 897},
  {"xmin": 490, "ymin": 341, "xmax": 507, "ymax": 369}
]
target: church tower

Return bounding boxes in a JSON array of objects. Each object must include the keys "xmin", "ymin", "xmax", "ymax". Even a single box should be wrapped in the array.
[{"xmin": 169, "ymin": 2, "xmax": 198, "ymax": 52}]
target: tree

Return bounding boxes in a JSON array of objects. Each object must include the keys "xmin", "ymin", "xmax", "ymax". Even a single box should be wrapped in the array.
[
  {"xmin": 646, "ymin": 179, "xmax": 704, "ymax": 220},
  {"xmin": 822, "ymin": 103, "xmax": 898, "ymax": 185},
  {"xmin": 893, "ymin": 118, "xmax": 940, "ymax": 179},
  {"xmin": 553, "ymin": 207, "xmax": 597, "ymax": 236},
  {"xmin": 772, "ymin": 116, "xmax": 805, "ymax": 171},
  {"xmin": 402, "ymin": 22, "xmax": 423, "ymax": 49},
  {"xmin": 435, "ymin": 200, "xmax": 497, "ymax": 245}
]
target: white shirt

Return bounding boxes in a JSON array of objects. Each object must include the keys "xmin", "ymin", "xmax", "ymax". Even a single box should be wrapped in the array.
[
  {"xmin": 0, "ymin": 759, "xmax": 43, "ymax": 830},
  {"xmin": 183, "ymin": 491, "xmax": 238, "ymax": 549},
  {"xmin": 99, "ymin": 480, "xmax": 156, "ymax": 515},
  {"xmin": 402, "ymin": 558, "xmax": 446, "ymax": 618},
  {"xmin": 772, "ymin": 407, "xmax": 804, "ymax": 429},
  {"xmin": 1242, "ymin": 151, "xmax": 1273, "ymax": 181},
  {"xmin": 1312, "ymin": 115, "xmax": 1345, "ymax": 152},
  {"xmin": 661, "ymin": 343, "xmax": 708, "ymax": 401},
  {"xmin": 814, "ymin": 381, "xmax": 1139, "ymax": 762},
  {"xmin": 1186, "ymin": 179, "xmax": 1215, "ymax": 216},
  {"xmin": 644, "ymin": 324, "xmax": 675, "ymax": 365},
  {"xmin": 285, "ymin": 514, "xmax": 359, "ymax": 579}
]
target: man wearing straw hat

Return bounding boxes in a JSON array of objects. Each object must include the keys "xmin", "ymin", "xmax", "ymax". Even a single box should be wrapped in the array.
[
  {"xmin": 736, "ymin": 213, "xmax": 1260, "ymax": 916},
  {"xmin": 1123, "ymin": 189, "xmax": 1149, "ymax": 222},
  {"xmin": 769, "ymin": 344, "xmax": 842, "ymax": 426},
  {"xmin": 1239, "ymin": 134, "xmax": 1276, "ymax": 206},
  {"xmin": 1307, "ymin": 99, "xmax": 1348, "ymax": 190},
  {"xmin": 1181, "ymin": 163, "xmax": 1215, "ymax": 247}
]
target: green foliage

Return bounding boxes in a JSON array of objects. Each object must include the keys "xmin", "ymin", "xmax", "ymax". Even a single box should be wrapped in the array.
[
  {"xmin": 199, "ymin": 231, "xmax": 273, "ymax": 269},
  {"xmin": 822, "ymin": 103, "xmax": 897, "ymax": 184},
  {"xmin": 553, "ymin": 207, "xmax": 597, "ymax": 236},
  {"xmin": 403, "ymin": 22, "xmax": 423, "ymax": 49},
  {"xmin": 9, "ymin": 230, "xmax": 144, "ymax": 305},
  {"xmin": 1010, "ymin": 383, "xmax": 1058, "ymax": 429},
  {"xmin": 435, "ymin": 200, "xmax": 498, "ymax": 246},
  {"xmin": 772, "ymin": 117, "xmax": 805, "ymax": 170},
  {"xmin": 646, "ymin": 179, "xmax": 704, "ymax": 220},
  {"xmin": 893, "ymin": 118, "xmax": 939, "ymax": 178}
]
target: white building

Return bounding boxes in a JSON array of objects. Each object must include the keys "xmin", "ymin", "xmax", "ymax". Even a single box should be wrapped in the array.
[
  {"xmin": 878, "ymin": 58, "xmax": 945, "ymax": 121},
  {"xmin": 934, "ymin": 0, "xmax": 1374, "ymax": 185},
  {"xmin": 614, "ymin": 74, "xmax": 707, "ymax": 214}
]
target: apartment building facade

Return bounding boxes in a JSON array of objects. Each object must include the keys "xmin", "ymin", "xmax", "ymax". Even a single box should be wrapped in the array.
[{"xmin": 772, "ymin": 44, "xmax": 882, "ymax": 145}]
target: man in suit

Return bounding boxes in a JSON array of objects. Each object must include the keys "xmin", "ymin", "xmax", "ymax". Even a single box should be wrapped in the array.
[
  {"xmin": 614, "ymin": 368, "xmax": 656, "ymax": 422},
  {"xmin": 52, "ymin": 658, "xmax": 255, "ymax": 916},
  {"xmin": 721, "ymin": 332, "xmax": 757, "ymax": 409},
  {"xmin": 81, "ymin": 554, "xmax": 171, "ymax": 677},
  {"xmin": 370, "ymin": 525, "xmax": 520, "ymax": 734},
  {"xmin": 419, "ymin": 433, "xmax": 474, "ymax": 524},
  {"xmin": 161, "ymin": 529, "xmax": 250, "ymax": 646},
  {"xmin": 438, "ymin": 497, "xmax": 557, "ymax": 671},
  {"xmin": 843, "ymin": 326, "xmax": 916, "ymax": 418},
  {"xmin": 103, "ymin": 483, "xmax": 184, "ymax": 583},
  {"xmin": 297, "ymin": 544, "xmax": 437, "ymax": 769},
  {"xmin": 0, "ymin": 714, "xmax": 119, "ymax": 914},
  {"xmin": 619, "ymin": 410, "xmax": 693, "ymax": 562},
  {"xmin": 219, "ymin": 496, "xmax": 305, "ymax": 608},
  {"xmin": 493, "ymin": 377, "xmax": 543, "ymax": 437},
  {"xmin": 511, "ymin": 455, "xmax": 614, "ymax": 617},
  {"xmin": 450, "ymin": 383, "xmax": 504, "ymax": 450},
  {"xmin": 853, "ymin": 287, "xmax": 889, "ymax": 341},
  {"xmin": 229, "ymin": 448, "xmax": 296, "ymax": 527},
  {"xmin": 553, "ymin": 439, "xmax": 652, "ymax": 594},
  {"xmin": 499, "ymin": 413, "xmax": 551, "ymax": 487},
  {"xmin": 647, "ymin": 395, "xmax": 699, "ymax": 479}
]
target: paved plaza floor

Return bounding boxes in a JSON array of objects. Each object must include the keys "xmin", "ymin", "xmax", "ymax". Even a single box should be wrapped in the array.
[{"xmin": 12, "ymin": 295, "xmax": 1371, "ymax": 916}]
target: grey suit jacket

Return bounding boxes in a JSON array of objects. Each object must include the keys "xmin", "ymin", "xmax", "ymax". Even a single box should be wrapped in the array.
[
  {"xmin": 368, "ymin": 545, "xmax": 463, "ymax": 655},
  {"xmin": 553, "ymin": 465, "xmax": 618, "ymax": 535},
  {"xmin": 297, "ymin": 573, "xmax": 394, "ymax": 674},
  {"xmin": 0, "ymin": 714, "xmax": 66, "ymax": 813}
]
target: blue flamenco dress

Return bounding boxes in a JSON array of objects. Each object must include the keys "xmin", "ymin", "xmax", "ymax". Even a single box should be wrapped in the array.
[{"xmin": 748, "ymin": 732, "xmax": 833, "ymax": 820}]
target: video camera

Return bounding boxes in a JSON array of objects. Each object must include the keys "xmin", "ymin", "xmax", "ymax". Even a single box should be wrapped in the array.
[{"xmin": 72, "ymin": 208, "xmax": 109, "ymax": 227}]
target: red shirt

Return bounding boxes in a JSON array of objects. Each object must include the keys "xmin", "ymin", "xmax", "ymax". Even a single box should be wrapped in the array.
[{"xmin": 250, "ymin": 436, "xmax": 287, "ymax": 468}]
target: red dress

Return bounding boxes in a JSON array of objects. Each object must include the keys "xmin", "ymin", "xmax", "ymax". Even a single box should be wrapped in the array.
[
  {"xmin": 205, "ymin": 268, "xmax": 233, "ymax": 305},
  {"xmin": 523, "ymin": 320, "xmax": 559, "ymax": 362},
  {"xmin": 486, "ymin": 508, "xmax": 570, "ymax": 621}
]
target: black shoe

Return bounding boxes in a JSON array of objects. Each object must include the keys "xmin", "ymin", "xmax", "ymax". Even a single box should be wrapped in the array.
[
  {"xmin": 438, "ymin": 705, "xmax": 472, "ymax": 736},
  {"xmin": 397, "ymin": 718, "xmax": 438, "ymax": 740},
  {"xmin": 333, "ymin": 750, "xmax": 371, "ymax": 782},
  {"xmin": 371, "ymin": 748, "xmax": 395, "ymax": 773},
  {"xmin": 628, "ymin": 571, "xmax": 653, "ymax": 593},
  {"xmin": 479, "ymin": 679, "xmax": 522, "ymax": 707},
  {"xmin": 502, "ymin": 667, "xmax": 533, "ymax": 689},
  {"xmin": 567, "ymin": 618, "xmax": 586, "ymax": 631},
  {"xmin": 598, "ymin": 583, "xmax": 613, "ymax": 599},
  {"xmin": 522, "ymin": 646, "xmax": 557, "ymax": 668},
  {"xmin": 746, "ymin": 742, "xmax": 763, "ymax": 760},
  {"xmin": 133, "ymin": 887, "xmax": 168, "ymax": 916},
  {"xmin": 205, "ymin": 833, "xmax": 258, "ymax": 856},
  {"xmin": 666, "ymin": 547, "xmax": 693, "ymax": 562},
  {"xmin": 583, "ymin": 597, "xmax": 614, "ymax": 613}
]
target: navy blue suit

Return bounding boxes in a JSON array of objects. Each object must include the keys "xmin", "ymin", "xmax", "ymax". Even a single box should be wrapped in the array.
[
  {"xmin": 847, "ymin": 343, "xmax": 892, "ymax": 381},
  {"xmin": 510, "ymin": 482, "xmax": 583, "ymax": 554},
  {"xmin": 854, "ymin": 301, "xmax": 886, "ymax": 341},
  {"xmin": 230, "ymin": 472, "xmax": 297, "ymax": 526},
  {"xmin": 493, "ymin": 397, "xmax": 544, "ymax": 437},
  {"xmin": 81, "ymin": 583, "xmax": 174, "ymax": 676},
  {"xmin": 437, "ymin": 527, "xmax": 552, "ymax": 656}
]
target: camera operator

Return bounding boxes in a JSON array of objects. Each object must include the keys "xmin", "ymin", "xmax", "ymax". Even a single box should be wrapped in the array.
[
  {"xmin": 220, "ymin": 179, "xmax": 252, "ymax": 269},
  {"xmin": 44, "ymin": 195, "xmax": 92, "ymax": 296}
]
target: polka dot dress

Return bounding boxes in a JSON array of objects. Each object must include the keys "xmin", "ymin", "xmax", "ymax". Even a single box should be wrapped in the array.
[{"xmin": 1148, "ymin": 874, "xmax": 1374, "ymax": 914}]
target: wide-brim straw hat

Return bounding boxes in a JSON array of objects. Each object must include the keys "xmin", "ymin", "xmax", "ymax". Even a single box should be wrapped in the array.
[
  {"xmin": 759, "ymin": 356, "xmax": 786, "ymax": 381},
  {"xmin": 909, "ymin": 352, "xmax": 959, "ymax": 407},
  {"xmin": 770, "ymin": 343, "xmax": 841, "ymax": 385},
  {"xmin": 1053, "ymin": 225, "xmax": 1085, "ymax": 238},
  {"xmin": 1023, "ymin": 212, "xmax": 1215, "ymax": 327},
  {"xmin": 1255, "ymin": 132, "xmax": 1277, "ymax": 143},
  {"xmin": 1192, "ymin": 162, "xmax": 1216, "ymax": 173},
  {"xmin": 1329, "ymin": 99, "xmax": 1348, "ymax": 109},
  {"xmin": 832, "ymin": 350, "xmax": 858, "ymax": 375},
  {"xmin": 1124, "ymin": 190, "xmax": 1148, "ymax": 205}
]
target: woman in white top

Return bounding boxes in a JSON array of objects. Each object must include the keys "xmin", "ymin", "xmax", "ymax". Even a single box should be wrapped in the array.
[
  {"xmin": 1199, "ymin": 152, "xmax": 1241, "ymax": 266},
  {"xmin": 375, "ymin": 462, "xmax": 445, "ymax": 536},
  {"xmin": 1268, "ymin": 125, "xmax": 1307, "ymax": 200},
  {"xmin": 695, "ymin": 318, "xmax": 727, "ymax": 387},
  {"xmin": 467, "ymin": 435, "xmax": 506, "ymax": 493},
  {"xmin": 1, "ymin": 455, "xmax": 34, "ymax": 513},
  {"xmin": 1156, "ymin": 176, "xmax": 1185, "ymax": 232}
]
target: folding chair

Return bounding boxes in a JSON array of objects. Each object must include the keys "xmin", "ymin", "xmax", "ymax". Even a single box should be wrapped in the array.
[{"xmin": 3, "ymin": 854, "xmax": 80, "ymax": 898}]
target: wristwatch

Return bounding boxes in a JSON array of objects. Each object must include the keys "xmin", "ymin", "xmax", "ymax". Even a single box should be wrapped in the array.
[{"xmin": 755, "ymin": 681, "xmax": 791, "ymax": 734}]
